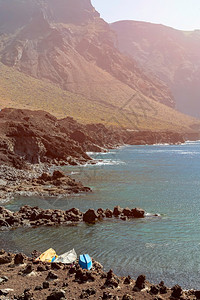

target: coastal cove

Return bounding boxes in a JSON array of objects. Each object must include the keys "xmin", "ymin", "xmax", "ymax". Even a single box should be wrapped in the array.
[{"xmin": 1, "ymin": 141, "xmax": 200, "ymax": 290}]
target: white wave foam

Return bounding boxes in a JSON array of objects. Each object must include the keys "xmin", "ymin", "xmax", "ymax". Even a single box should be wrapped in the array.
[
  {"xmin": 86, "ymin": 151, "xmax": 116, "ymax": 156},
  {"xmin": 83, "ymin": 159, "xmax": 125, "ymax": 167},
  {"xmin": 145, "ymin": 212, "xmax": 161, "ymax": 217},
  {"xmin": 95, "ymin": 159, "xmax": 125, "ymax": 166},
  {"xmin": 185, "ymin": 140, "xmax": 200, "ymax": 144},
  {"xmin": 152, "ymin": 143, "xmax": 170, "ymax": 146},
  {"xmin": 86, "ymin": 152, "xmax": 98, "ymax": 156}
]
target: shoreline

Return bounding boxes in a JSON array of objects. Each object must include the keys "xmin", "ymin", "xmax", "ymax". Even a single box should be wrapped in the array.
[
  {"xmin": 2, "ymin": 139, "xmax": 198, "ymax": 205},
  {"xmin": 0, "ymin": 250, "xmax": 198, "ymax": 300},
  {"xmin": 0, "ymin": 165, "xmax": 92, "ymax": 205}
]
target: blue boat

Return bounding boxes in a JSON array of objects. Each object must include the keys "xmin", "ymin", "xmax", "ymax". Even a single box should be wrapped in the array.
[{"xmin": 79, "ymin": 254, "xmax": 92, "ymax": 270}]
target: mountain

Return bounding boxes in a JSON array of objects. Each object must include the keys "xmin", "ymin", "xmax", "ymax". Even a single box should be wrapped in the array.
[
  {"xmin": 0, "ymin": 0, "xmax": 174, "ymax": 108},
  {"xmin": 0, "ymin": 0, "xmax": 199, "ymax": 132},
  {"xmin": 111, "ymin": 20, "xmax": 200, "ymax": 118}
]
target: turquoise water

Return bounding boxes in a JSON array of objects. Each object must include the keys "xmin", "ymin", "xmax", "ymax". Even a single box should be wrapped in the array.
[{"xmin": 1, "ymin": 141, "xmax": 200, "ymax": 289}]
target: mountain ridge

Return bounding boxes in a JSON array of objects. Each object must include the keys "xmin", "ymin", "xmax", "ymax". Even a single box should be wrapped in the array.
[
  {"xmin": 0, "ymin": 0, "xmax": 175, "ymax": 108},
  {"xmin": 111, "ymin": 20, "xmax": 200, "ymax": 118},
  {"xmin": 0, "ymin": 0, "xmax": 199, "ymax": 132}
]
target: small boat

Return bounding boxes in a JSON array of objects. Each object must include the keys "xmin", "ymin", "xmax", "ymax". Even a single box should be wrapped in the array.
[{"xmin": 79, "ymin": 254, "xmax": 92, "ymax": 270}]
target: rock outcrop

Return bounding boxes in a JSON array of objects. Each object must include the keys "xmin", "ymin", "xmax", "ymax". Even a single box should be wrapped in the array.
[
  {"xmin": 0, "ymin": 205, "xmax": 147, "ymax": 229},
  {"xmin": 0, "ymin": 108, "xmax": 123, "ymax": 168}
]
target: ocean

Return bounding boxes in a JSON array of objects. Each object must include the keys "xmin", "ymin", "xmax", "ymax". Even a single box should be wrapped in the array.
[{"xmin": 1, "ymin": 141, "xmax": 200, "ymax": 289}]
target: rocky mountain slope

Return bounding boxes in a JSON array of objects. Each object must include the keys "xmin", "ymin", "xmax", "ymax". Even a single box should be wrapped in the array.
[
  {"xmin": 1, "ymin": 62, "xmax": 199, "ymax": 132},
  {"xmin": 0, "ymin": 0, "xmax": 174, "ymax": 108},
  {"xmin": 0, "ymin": 0, "xmax": 199, "ymax": 131},
  {"xmin": 111, "ymin": 21, "xmax": 200, "ymax": 118}
]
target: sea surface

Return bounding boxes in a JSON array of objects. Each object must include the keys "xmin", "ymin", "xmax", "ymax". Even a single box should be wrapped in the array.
[{"xmin": 1, "ymin": 141, "xmax": 200, "ymax": 289}]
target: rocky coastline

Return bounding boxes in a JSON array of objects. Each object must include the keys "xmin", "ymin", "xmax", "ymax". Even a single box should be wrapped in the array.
[
  {"xmin": 0, "ymin": 249, "xmax": 199, "ymax": 300},
  {"xmin": 0, "ymin": 205, "xmax": 146, "ymax": 229},
  {"xmin": 0, "ymin": 108, "xmax": 189, "ymax": 204},
  {"xmin": 0, "ymin": 108, "xmax": 188, "ymax": 170},
  {"xmin": 0, "ymin": 167, "xmax": 91, "ymax": 204}
]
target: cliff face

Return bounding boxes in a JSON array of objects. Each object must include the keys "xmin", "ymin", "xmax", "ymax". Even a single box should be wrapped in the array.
[
  {"xmin": 0, "ymin": 0, "xmax": 174, "ymax": 109},
  {"xmin": 111, "ymin": 21, "xmax": 200, "ymax": 118},
  {"xmin": 0, "ymin": 108, "xmax": 124, "ymax": 168}
]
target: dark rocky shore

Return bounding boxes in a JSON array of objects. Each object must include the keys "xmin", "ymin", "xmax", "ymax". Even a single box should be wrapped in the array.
[
  {"xmin": 0, "ymin": 167, "xmax": 91, "ymax": 204},
  {"xmin": 0, "ymin": 108, "xmax": 188, "ymax": 203},
  {"xmin": 0, "ymin": 250, "xmax": 199, "ymax": 300},
  {"xmin": 0, "ymin": 108, "xmax": 187, "ymax": 169},
  {"xmin": 0, "ymin": 205, "xmax": 146, "ymax": 229}
]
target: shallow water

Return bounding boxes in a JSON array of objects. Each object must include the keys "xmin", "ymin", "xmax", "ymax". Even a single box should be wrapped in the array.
[{"xmin": 1, "ymin": 141, "xmax": 200, "ymax": 289}]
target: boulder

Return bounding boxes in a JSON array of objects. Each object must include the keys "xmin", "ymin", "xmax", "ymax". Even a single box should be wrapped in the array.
[
  {"xmin": 131, "ymin": 208, "xmax": 145, "ymax": 218},
  {"xmin": 83, "ymin": 209, "xmax": 98, "ymax": 223},
  {"xmin": 46, "ymin": 271, "xmax": 58, "ymax": 280},
  {"xmin": 47, "ymin": 290, "xmax": 65, "ymax": 300},
  {"xmin": 75, "ymin": 268, "xmax": 95, "ymax": 283},
  {"xmin": 113, "ymin": 205, "xmax": 123, "ymax": 217},
  {"xmin": 150, "ymin": 285, "xmax": 159, "ymax": 295},
  {"xmin": 194, "ymin": 291, "xmax": 200, "ymax": 299},
  {"xmin": 124, "ymin": 275, "xmax": 131, "ymax": 284},
  {"xmin": 105, "ymin": 209, "xmax": 113, "ymax": 218},
  {"xmin": 22, "ymin": 264, "xmax": 33, "ymax": 274},
  {"xmin": 37, "ymin": 265, "xmax": 47, "ymax": 272},
  {"xmin": 159, "ymin": 281, "xmax": 167, "ymax": 294},
  {"xmin": 14, "ymin": 253, "xmax": 24, "ymax": 265},
  {"xmin": 122, "ymin": 207, "xmax": 132, "ymax": 217},
  {"xmin": 67, "ymin": 207, "xmax": 81, "ymax": 216},
  {"xmin": 104, "ymin": 269, "xmax": 119, "ymax": 288},
  {"xmin": 0, "ymin": 254, "xmax": 12, "ymax": 264},
  {"xmin": 66, "ymin": 211, "xmax": 81, "ymax": 222},
  {"xmin": 97, "ymin": 208, "xmax": 105, "ymax": 215},
  {"xmin": 43, "ymin": 281, "xmax": 50, "ymax": 289},
  {"xmin": 34, "ymin": 285, "xmax": 42, "ymax": 291},
  {"xmin": 171, "ymin": 284, "xmax": 182, "ymax": 298},
  {"xmin": 133, "ymin": 274, "xmax": 146, "ymax": 290}
]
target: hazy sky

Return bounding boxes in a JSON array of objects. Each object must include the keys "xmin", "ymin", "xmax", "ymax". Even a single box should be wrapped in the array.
[{"xmin": 91, "ymin": 0, "xmax": 200, "ymax": 31}]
